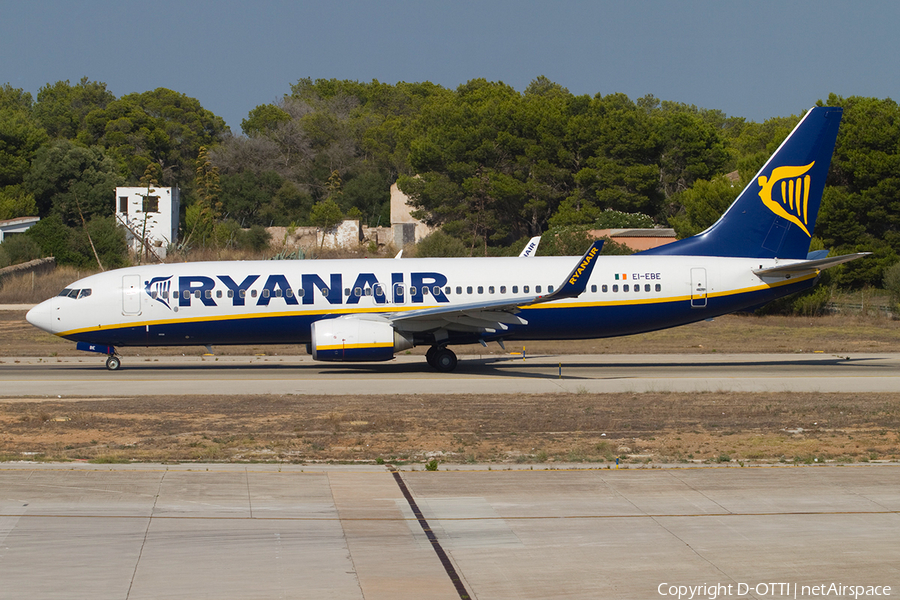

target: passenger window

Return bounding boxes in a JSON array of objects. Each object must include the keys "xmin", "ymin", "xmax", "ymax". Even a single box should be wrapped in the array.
[
  {"xmin": 228, "ymin": 290, "xmax": 234, "ymax": 298},
  {"xmin": 433, "ymin": 286, "xmax": 441, "ymax": 296},
  {"xmin": 655, "ymin": 284, "xmax": 661, "ymax": 292},
  {"xmin": 536, "ymin": 286, "xmax": 541, "ymax": 293},
  {"xmin": 489, "ymin": 286, "xmax": 495, "ymax": 294},
  {"xmin": 602, "ymin": 284, "xmax": 608, "ymax": 293},
  {"xmin": 548, "ymin": 285, "xmax": 554, "ymax": 293},
  {"xmin": 275, "ymin": 289, "xmax": 283, "ymax": 298},
  {"xmin": 591, "ymin": 285, "xmax": 597, "ymax": 293},
  {"xmin": 644, "ymin": 284, "xmax": 650, "ymax": 292},
  {"xmin": 500, "ymin": 286, "xmax": 506, "ymax": 294},
  {"xmin": 422, "ymin": 286, "xmax": 429, "ymax": 296},
  {"xmin": 635, "ymin": 286, "xmax": 640, "ymax": 294},
  {"xmin": 373, "ymin": 286, "xmax": 382, "ymax": 297},
  {"xmin": 194, "ymin": 290, "xmax": 202, "ymax": 299},
  {"xmin": 239, "ymin": 290, "xmax": 246, "ymax": 298},
  {"xmin": 286, "ymin": 288, "xmax": 293, "ymax": 298},
  {"xmin": 512, "ymin": 286, "xmax": 518, "ymax": 294},
  {"xmin": 456, "ymin": 286, "xmax": 463, "ymax": 294},
  {"xmin": 205, "ymin": 290, "xmax": 213, "ymax": 299},
  {"xmin": 183, "ymin": 290, "xmax": 190, "ymax": 299},
  {"xmin": 344, "ymin": 288, "xmax": 351, "ymax": 297},
  {"xmin": 251, "ymin": 290, "xmax": 258, "ymax": 298},
  {"xmin": 393, "ymin": 284, "xmax": 404, "ymax": 298},
  {"xmin": 467, "ymin": 286, "xmax": 473, "ymax": 294},
  {"xmin": 297, "ymin": 288, "xmax": 305, "ymax": 298},
  {"xmin": 216, "ymin": 290, "xmax": 223, "ymax": 299},
  {"xmin": 612, "ymin": 285, "xmax": 618, "ymax": 292},
  {"xmin": 410, "ymin": 286, "xmax": 417, "ymax": 296},
  {"xmin": 262, "ymin": 289, "xmax": 270, "ymax": 298},
  {"xmin": 445, "ymin": 286, "xmax": 451, "ymax": 295},
  {"xmin": 354, "ymin": 287, "xmax": 362, "ymax": 297},
  {"xmin": 623, "ymin": 285, "xmax": 629, "ymax": 292},
  {"xmin": 321, "ymin": 287, "xmax": 329, "ymax": 297},
  {"xmin": 477, "ymin": 286, "xmax": 484, "ymax": 294},
  {"xmin": 524, "ymin": 285, "xmax": 530, "ymax": 293}
]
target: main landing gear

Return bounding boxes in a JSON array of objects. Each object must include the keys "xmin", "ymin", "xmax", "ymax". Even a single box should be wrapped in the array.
[
  {"xmin": 105, "ymin": 355, "xmax": 121, "ymax": 371},
  {"xmin": 425, "ymin": 345, "xmax": 458, "ymax": 372}
]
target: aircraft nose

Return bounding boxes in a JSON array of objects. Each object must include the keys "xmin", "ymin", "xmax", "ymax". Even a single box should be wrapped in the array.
[{"xmin": 26, "ymin": 299, "xmax": 56, "ymax": 334}]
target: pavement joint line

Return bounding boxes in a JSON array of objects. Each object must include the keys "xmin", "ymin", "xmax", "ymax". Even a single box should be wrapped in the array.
[{"xmin": 388, "ymin": 465, "xmax": 472, "ymax": 600}]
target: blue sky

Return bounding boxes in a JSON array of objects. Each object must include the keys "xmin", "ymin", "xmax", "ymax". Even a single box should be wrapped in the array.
[{"xmin": 3, "ymin": 0, "xmax": 898, "ymax": 132}]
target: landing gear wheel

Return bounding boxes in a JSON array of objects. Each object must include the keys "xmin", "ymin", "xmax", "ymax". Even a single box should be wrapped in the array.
[
  {"xmin": 425, "ymin": 345, "xmax": 438, "ymax": 368},
  {"xmin": 431, "ymin": 347, "xmax": 458, "ymax": 373},
  {"xmin": 105, "ymin": 355, "xmax": 121, "ymax": 371}
]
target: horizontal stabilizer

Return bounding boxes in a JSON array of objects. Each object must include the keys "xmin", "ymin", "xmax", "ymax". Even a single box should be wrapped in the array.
[{"xmin": 753, "ymin": 253, "xmax": 870, "ymax": 277}]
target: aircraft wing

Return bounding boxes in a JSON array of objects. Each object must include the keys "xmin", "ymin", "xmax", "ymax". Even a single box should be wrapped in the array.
[
  {"xmin": 390, "ymin": 240, "xmax": 603, "ymax": 334},
  {"xmin": 753, "ymin": 253, "xmax": 870, "ymax": 277}
]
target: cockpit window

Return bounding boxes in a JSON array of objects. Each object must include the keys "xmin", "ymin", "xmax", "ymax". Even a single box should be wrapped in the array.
[{"xmin": 57, "ymin": 288, "xmax": 92, "ymax": 299}]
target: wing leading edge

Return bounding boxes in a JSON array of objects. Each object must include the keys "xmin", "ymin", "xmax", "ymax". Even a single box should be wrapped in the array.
[{"xmin": 390, "ymin": 240, "xmax": 604, "ymax": 334}]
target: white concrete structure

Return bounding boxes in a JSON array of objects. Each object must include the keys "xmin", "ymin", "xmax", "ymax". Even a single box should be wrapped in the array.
[
  {"xmin": 0, "ymin": 216, "xmax": 39, "ymax": 244},
  {"xmin": 115, "ymin": 186, "xmax": 180, "ymax": 260},
  {"xmin": 390, "ymin": 182, "xmax": 434, "ymax": 248}
]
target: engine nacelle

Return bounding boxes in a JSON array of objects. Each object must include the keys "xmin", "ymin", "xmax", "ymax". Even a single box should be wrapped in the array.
[{"xmin": 311, "ymin": 316, "xmax": 413, "ymax": 362}]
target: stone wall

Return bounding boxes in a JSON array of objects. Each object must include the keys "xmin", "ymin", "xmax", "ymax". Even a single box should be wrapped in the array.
[{"xmin": 266, "ymin": 221, "xmax": 392, "ymax": 252}]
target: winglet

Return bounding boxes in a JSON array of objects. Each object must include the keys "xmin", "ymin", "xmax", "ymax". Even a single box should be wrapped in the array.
[
  {"xmin": 519, "ymin": 236, "xmax": 541, "ymax": 257},
  {"xmin": 537, "ymin": 240, "xmax": 604, "ymax": 302}
]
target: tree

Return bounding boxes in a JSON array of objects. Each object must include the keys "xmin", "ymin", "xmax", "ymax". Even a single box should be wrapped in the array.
[
  {"xmin": 81, "ymin": 88, "xmax": 228, "ymax": 186},
  {"xmin": 668, "ymin": 175, "xmax": 743, "ymax": 238},
  {"xmin": 0, "ymin": 99, "xmax": 48, "ymax": 188},
  {"xmin": 25, "ymin": 139, "xmax": 123, "ymax": 225},
  {"xmin": 33, "ymin": 78, "xmax": 115, "ymax": 140}
]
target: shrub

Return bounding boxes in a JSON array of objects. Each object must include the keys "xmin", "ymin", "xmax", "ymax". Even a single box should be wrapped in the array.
[
  {"xmin": 414, "ymin": 230, "xmax": 469, "ymax": 257},
  {"xmin": 0, "ymin": 234, "xmax": 42, "ymax": 266}
]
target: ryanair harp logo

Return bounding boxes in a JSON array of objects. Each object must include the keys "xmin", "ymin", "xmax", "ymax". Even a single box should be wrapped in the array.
[{"xmin": 757, "ymin": 162, "xmax": 815, "ymax": 237}]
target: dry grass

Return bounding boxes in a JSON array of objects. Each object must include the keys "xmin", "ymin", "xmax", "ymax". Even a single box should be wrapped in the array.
[{"xmin": 1, "ymin": 392, "xmax": 898, "ymax": 465}]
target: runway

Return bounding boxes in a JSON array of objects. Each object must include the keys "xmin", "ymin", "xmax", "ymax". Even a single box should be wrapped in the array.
[
  {"xmin": 1, "ymin": 352, "xmax": 899, "ymax": 396},
  {"xmin": 1, "ymin": 463, "xmax": 897, "ymax": 600}
]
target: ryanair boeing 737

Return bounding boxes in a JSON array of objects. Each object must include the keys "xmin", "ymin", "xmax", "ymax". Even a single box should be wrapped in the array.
[{"xmin": 26, "ymin": 106, "xmax": 866, "ymax": 372}]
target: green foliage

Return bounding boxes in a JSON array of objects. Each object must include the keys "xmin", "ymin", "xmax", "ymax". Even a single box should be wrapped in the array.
[
  {"xmin": 33, "ymin": 78, "xmax": 115, "ymax": 140},
  {"xmin": 241, "ymin": 104, "xmax": 291, "ymax": 136},
  {"xmin": 884, "ymin": 262, "xmax": 900, "ymax": 305},
  {"xmin": 236, "ymin": 224, "xmax": 271, "ymax": 251},
  {"xmin": 0, "ymin": 234, "xmax": 42, "ymax": 266},
  {"xmin": 0, "ymin": 185, "xmax": 37, "ymax": 220},
  {"xmin": 538, "ymin": 226, "xmax": 632, "ymax": 257},
  {"xmin": 82, "ymin": 215, "xmax": 129, "ymax": 269},
  {"xmin": 24, "ymin": 139, "xmax": 123, "ymax": 225},
  {"xmin": 220, "ymin": 170, "xmax": 284, "ymax": 226},
  {"xmin": 425, "ymin": 458, "xmax": 438, "ymax": 471},
  {"xmin": 80, "ymin": 87, "xmax": 229, "ymax": 186},
  {"xmin": 668, "ymin": 175, "xmax": 742, "ymax": 238},
  {"xmin": 310, "ymin": 197, "xmax": 344, "ymax": 230},
  {"xmin": 0, "ymin": 102, "xmax": 49, "ymax": 188},
  {"xmin": 23, "ymin": 213, "xmax": 125, "ymax": 268},
  {"xmin": 413, "ymin": 230, "xmax": 469, "ymax": 257}
]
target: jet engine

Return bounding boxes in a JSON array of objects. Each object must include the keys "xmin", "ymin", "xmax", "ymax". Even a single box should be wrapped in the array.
[{"xmin": 311, "ymin": 316, "xmax": 413, "ymax": 362}]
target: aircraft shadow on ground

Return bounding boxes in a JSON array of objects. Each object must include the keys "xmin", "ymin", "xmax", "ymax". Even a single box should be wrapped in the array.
[{"xmin": 16, "ymin": 354, "xmax": 890, "ymax": 381}]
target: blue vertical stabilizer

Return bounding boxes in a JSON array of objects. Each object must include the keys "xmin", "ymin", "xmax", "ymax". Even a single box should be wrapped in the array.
[{"xmin": 642, "ymin": 106, "xmax": 842, "ymax": 259}]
